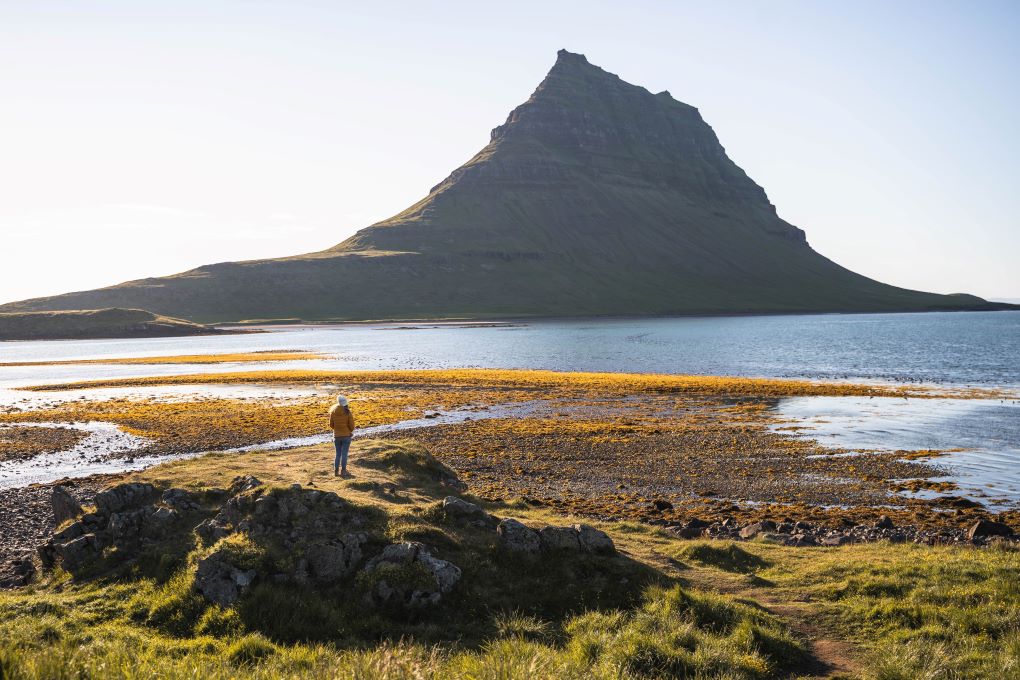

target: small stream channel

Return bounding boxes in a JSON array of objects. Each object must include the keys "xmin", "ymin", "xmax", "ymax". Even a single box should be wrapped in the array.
[{"xmin": 0, "ymin": 401, "xmax": 544, "ymax": 490}]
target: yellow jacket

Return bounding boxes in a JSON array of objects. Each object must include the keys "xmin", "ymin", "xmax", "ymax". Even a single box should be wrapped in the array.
[{"xmin": 328, "ymin": 404, "xmax": 355, "ymax": 438}]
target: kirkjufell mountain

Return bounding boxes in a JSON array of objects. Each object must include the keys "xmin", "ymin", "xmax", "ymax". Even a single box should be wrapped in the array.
[{"xmin": 3, "ymin": 50, "xmax": 1003, "ymax": 322}]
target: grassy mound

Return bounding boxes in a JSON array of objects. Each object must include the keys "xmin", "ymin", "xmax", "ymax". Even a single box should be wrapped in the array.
[{"xmin": 0, "ymin": 308, "xmax": 225, "ymax": 340}]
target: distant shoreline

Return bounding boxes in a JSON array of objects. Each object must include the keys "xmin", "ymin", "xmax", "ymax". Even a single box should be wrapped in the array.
[{"xmin": 216, "ymin": 305, "xmax": 1020, "ymax": 330}]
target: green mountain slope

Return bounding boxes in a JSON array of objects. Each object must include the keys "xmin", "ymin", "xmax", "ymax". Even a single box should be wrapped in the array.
[{"xmin": 2, "ymin": 50, "xmax": 1007, "ymax": 322}]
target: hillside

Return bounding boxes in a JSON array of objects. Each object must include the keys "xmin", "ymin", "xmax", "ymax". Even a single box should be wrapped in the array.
[
  {"xmin": 0, "ymin": 308, "xmax": 227, "ymax": 341},
  {"xmin": 1, "ymin": 50, "xmax": 1009, "ymax": 323}
]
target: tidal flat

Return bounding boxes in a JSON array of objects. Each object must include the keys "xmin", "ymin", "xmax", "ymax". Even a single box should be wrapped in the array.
[{"xmin": 1, "ymin": 368, "xmax": 1014, "ymax": 565}]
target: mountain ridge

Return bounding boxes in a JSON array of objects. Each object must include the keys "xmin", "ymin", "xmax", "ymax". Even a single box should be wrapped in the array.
[{"xmin": 2, "ymin": 50, "xmax": 1011, "ymax": 322}]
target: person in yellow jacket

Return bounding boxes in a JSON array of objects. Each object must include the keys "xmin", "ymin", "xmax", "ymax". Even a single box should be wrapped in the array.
[{"xmin": 329, "ymin": 394, "xmax": 355, "ymax": 477}]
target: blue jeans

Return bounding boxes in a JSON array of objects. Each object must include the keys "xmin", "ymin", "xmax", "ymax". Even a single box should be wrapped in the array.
[{"xmin": 334, "ymin": 437, "xmax": 352, "ymax": 473}]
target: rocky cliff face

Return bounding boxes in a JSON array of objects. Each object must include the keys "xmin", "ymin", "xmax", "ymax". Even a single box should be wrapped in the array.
[{"xmin": 1, "ymin": 51, "xmax": 1002, "ymax": 321}]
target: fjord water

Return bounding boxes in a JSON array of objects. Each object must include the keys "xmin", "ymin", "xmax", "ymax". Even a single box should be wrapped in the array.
[
  {"xmin": 1, "ymin": 311, "xmax": 1018, "ymax": 505},
  {"xmin": 1, "ymin": 311, "xmax": 1019, "ymax": 387}
]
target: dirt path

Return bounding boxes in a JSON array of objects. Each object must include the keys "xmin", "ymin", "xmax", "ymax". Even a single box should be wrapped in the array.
[{"xmin": 645, "ymin": 549, "xmax": 862, "ymax": 678}]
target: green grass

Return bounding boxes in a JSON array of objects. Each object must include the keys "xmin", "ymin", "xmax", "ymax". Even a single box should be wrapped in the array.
[
  {"xmin": 0, "ymin": 580, "xmax": 805, "ymax": 680},
  {"xmin": 4, "ymin": 438, "xmax": 1019, "ymax": 678},
  {"xmin": 675, "ymin": 543, "xmax": 770, "ymax": 574},
  {"xmin": 763, "ymin": 542, "xmax": 1020, "ymax": 679}
]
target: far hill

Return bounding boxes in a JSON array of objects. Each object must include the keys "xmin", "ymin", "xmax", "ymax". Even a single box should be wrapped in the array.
[
  {"xmin": 0, "ymin": 308, "xmax": 228, "ymax": 341},
  {"xmin": 1, "ymin": 51, "xmax": 1011, "ymax": 323}
]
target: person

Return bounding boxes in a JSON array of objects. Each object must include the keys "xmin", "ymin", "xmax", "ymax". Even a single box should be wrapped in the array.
[{"xmin": 329, "ymin": 394, "xmax": 355, "ymax": 477}]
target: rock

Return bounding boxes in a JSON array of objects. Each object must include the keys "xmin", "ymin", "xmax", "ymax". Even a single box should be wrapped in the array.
[
  {"xmin": 0, "ymin": 556, "xmax": 35, "ymax": 589},
  {"xmin": 54, "ymin": 533, "xmax": 101, "ymax": 571},
  {"xmin": 967, "ymin": 519, "xmax": 1013, "ymax": 541},
  {"xmin": 573, "ymin": 524, "xmax": 615, "ymax": 553},
  {"xmin": 306, "ymin": 533, "xmax": 367, "ymax": 582},
  {"xmin": 672, "ymin": 526, "xmax": 703, "ymax": 539},
  {"xmin": 651, "ymin": 499, "xmax": 673, "ymax": 512},
  {"xmin": 939, "ymin": 496, "xmax": 983, "ymax": 510},
  {"xmin": 161, "ymin": 488, "xmax": 200, "ymax": 512},
  {"xmin": 52, "ymin": 520, "xmax": 86, "ymax": 544},
  {"xmin": 821, "ymin": 535, "xmax": 851, "ymax": 547},
  {"xmin": 497, "ymin": 518, "xmax": 541, "ymax": 554},
  {"xmin": 757, "ymin": 532, "xmax": 789, "ymax": 545},
  {"xmin": 789, "ymin": 533, "xmax": 817, "ymax": 547},
  {"xmin": 673, "ymin": 518, "xmax": 711, "ymax": 539},
  {"xmin": 417, "ymin": 551, "xmax": 461, "ymax": 594},
  {"xmin": 875, "ymin": 515, "xmax": 894, "ymax": 529},
  {"xmin": 441, "ymin": 496, "xmax": 498, "ymax": 527},
  {"xmin": 364, "ymin": 542, "xmax": 461, "ymax": 607},
  {"xmin": 147, "ymin": 506, "xmax": 179, "ymax": 532},
  {"xmin": 194, "ymin": 553, "xmax": 257, "ymax": 606},
  {"xmin": 539, "ymin": 526, "xmax": 581, "ymax": 551},
  {"xmin": 94, "ymin": 483, "xmax": 157, "ymax": 516},
  {"xmin": 739, "ymin": 520, "xmax": 777, "ymax": 539},
  {"xmin": 51, "ymin": 486, "xmax": 84, "ymax": 526},
  {"xmin": 195, "ymin": 517, "xmax": 232, "ymax": 545},
  {"xmin": 228, "ymin": 475, "xmax": 263, "ymax": 495}
]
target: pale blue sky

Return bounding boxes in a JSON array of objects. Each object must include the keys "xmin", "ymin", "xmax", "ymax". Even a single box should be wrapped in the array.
[{"xmin": 1, "ymin": 0, "xmax": 1017, "ymax": 304}]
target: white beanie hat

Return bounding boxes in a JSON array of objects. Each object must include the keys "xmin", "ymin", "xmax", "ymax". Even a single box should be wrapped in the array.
[{"xmin": 336, "ymin": 394, "xmax": 348, "ymax": 406}]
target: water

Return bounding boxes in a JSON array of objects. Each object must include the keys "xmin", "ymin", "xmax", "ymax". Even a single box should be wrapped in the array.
[
  {"xmin": 775, "ymin": 397, "xmax": 1020, "ymax": 509},
  {"xmin": 1, "ymin": 311, "xmax": 1019, "ymax": 389},
  {"xmin": 1, "ymin": 311, "xmax": 1018, "ymax": 503},
  {"xmin": 0, "ymin": 401, "xmax": 542, "ymax": 489}
]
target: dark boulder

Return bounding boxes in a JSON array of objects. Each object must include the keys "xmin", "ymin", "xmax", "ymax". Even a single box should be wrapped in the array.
[
  {"xmin": 94, "ymin": 483, "xmax": 157, "ymax": 516},
  {"xmin": 967, "ymin": 519, "xmax": 1013, "ymax": 541},
  {"xmin": 497, "ymin": 518, "xmax": 541, "ymax": 554},
  {"xmin": 51, "ymin": 486, "xmax": 84, "ymax": 526}
]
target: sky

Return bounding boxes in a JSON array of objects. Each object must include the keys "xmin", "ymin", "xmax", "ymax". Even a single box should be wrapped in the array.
[{"xmin": 1, "ymin": 0, "xmax": 1018, "ymax": 304}]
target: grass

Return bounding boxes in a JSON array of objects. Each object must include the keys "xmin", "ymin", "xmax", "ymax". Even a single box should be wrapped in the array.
[
  {"xmin": 762, "ymin": 541, "xmax": 1020, "ymax": 679},
  {"xmin": 0, "ymin": 440, "xmax": 810, "ymax": 679},
  {"xmin": 2, "ymin": 437, "xmax": 1018, "ymax": 678},
  {"xmin": 0, "ymin": 579, "xmax": 805, "ymax": 680},
  {"xmin": 5, "ymin": 529, "xmax": 1019, "ymax": 678}
]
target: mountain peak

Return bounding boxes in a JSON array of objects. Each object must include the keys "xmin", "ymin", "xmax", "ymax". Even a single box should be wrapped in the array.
[{"xmin": 554, "ymin": 49, "xmax": 590, "ymax": 66}]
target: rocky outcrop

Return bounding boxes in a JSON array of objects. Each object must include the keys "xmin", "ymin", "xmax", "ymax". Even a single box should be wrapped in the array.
[
  {"xmin": 498, "ymin": 518, "xmax": 615, "ymax": 555},
  {"xmin": 94, "ymin": 483, "xmax": 158, "ymax": 516},
  {"xmin": 441, "ymin": 496, "xmax": 498, "ymax": 528},
  {"xmin": 574, "ymin": 523, "xmax": 616, "ymax": 553},
  {"xmin": 38, "ymin": 482, "xmax": 183, "ymax": 572},
  {"xmin": 363, "ymin": 542, "xmax": 462, "ymax": 607},
  {"xmin": 497, "ymin": 518, "xmax": 542, "ymax": 554},
  {"xmin": 194, "ymin": 552, "xmax": 257, "ymax": 606},
  {"xmin": 35, "ymin": 481, "xmax": 624, "ymax": 612}
]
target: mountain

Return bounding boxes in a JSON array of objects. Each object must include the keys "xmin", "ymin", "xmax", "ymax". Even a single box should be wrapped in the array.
[{"xmin": 2, "ymin": 50, "xmax": 1008, "ymax": 322}]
